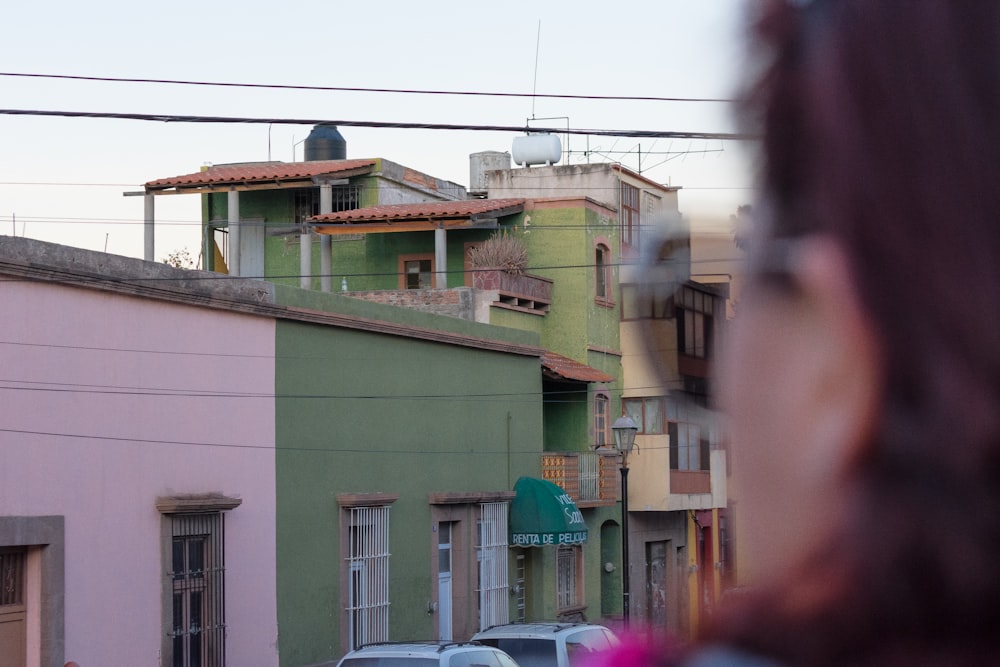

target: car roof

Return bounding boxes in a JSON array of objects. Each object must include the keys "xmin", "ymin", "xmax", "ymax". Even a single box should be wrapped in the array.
[
  {"xmin": 474, "ymin": 622, "xmax": 612, "ymax": 638},
  {"xmin": 346, "ymin": 640, "xmax": 493, "ymax": 656}
]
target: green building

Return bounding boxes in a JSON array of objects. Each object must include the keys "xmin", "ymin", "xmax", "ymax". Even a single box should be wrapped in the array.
[{"xmin": 142, "ymin": 137, "xmax": 645, "ymax": 662}]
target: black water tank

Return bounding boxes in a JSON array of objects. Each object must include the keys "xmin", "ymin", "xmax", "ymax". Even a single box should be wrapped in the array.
[{"xmin": 304, "ymin": 124, "xmax": 346, "ymax": 161}]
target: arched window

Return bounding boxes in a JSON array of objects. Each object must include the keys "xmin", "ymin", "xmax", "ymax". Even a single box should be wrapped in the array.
[
  {"xmin": 594, "ymin": 241, "xmax": 613, "ymax": 305},
  {"xmin": 594, "ymin": 392, "xmax": 610, "ymax": 448}
]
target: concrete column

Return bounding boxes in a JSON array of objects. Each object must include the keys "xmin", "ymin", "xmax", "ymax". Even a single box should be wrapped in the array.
[
  {"xmin": 434, "ymin": 226, "xmax": 447, "ymax": 289},
  {"xmin": 319, "ymin": 184, "xmax": 333, "ymax": 292},
  {"xmin": 228, "ymin": 190, "xmax": 241, "ymax": 276},
  {"xmin": 143, "ymin": 194, "xmax": 155, "ymax": 261},
  {"xmin": 300, "ymin": 232, "xmax": 312, "ymax": 289}
]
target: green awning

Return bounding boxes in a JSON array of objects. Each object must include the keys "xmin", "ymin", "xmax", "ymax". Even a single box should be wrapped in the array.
[{"xmin": 509, "ymin": 477, "xmax": 588, "ymax": 547}]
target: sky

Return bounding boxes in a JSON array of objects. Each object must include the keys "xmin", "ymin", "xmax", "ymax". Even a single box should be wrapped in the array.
[{"xmin": 1, "ymin": 0, "xmax": 756, "ymax": 262}]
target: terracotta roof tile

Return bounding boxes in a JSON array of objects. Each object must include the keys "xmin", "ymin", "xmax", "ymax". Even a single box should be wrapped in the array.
[
  {"xmin": 310, "ymin": 198, "xmax": 525, "ymax": 223},
  {"xmin": 541, "ymin": 350, "xmax": 616, "ymax": 384},
  {"xmin": 145, "ymin": 159, "xmax": 377, "ymax": 189}
]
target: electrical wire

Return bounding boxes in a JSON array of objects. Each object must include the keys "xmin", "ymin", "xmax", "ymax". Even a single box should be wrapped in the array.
[
  {"xmin": 0, "ymin": 108, "xmax": 754, "ymax": 141},
  {"xmin": 0, "ymin": 254, "xmax": 745, "ymax": 285},
  {"xmin": 0, "ymin": 424, "xmax": 695, "ymax": 455},
  {"xmin": 0, "ymin": 71, "xmax": 737, "ymax": 104}
]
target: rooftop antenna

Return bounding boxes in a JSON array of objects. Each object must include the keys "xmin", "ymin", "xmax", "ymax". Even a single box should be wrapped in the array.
[{"xmin": 531, "ymin": 20, "xmax": 541, "ymax": 119}]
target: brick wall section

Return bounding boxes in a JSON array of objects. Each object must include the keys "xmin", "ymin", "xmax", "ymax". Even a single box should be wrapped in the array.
[{"xmin": 342, "ymin": 287, "xmax": 477, "ymax": 320}]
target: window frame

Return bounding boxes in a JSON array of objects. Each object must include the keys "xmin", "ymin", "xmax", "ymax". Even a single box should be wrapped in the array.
[
  {"xmin": 477, "ymin": 502, "xmax": 510, "ymax": 631},
  {"xmin": 157, "ymin": 495, "xmax": 240, "ymax": 667},
  {"xmin": 593, "ymin": 392, "xmax": 610, "ymax": 448},
  {"xmin": 429, "ymin": 493, "xmax": 513, "ymax": 641},
  {"xmin": 623, "ymin": 396, "xmax": 665, "ymax": 435},
  {"xmin": 620, "ymin": 182, "xmax": 640, "ymax": 251},
  {"xmin": 0, "ymin": 517, "xmax": 63, "ymax": 667},
  {"xmin": 666, "ymin": 396, "xmax": 712, "ymax": 472},
  {"xmin": 343, "ymin": 505, "xmax": 392, "ymax": 651},
  {"xmin": 594, "ymin": 242, "xmax": 613, "ymax": 306},
  {"xmin": 399, "ymin": 253, "xmax": 435, "ymax": 290},
  {"xmin": 556, "ymin": 545, "xmax": 584, "ymax": 612},
  {"xmin": 619, "ymin": 283, "xmax": 675, "ymax": 321},
  {"xmin": 676, "ymin": 285, "xmax": 716, "ymax": 360}
]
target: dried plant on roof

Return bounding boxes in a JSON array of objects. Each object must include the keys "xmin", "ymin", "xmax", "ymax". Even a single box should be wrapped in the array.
[{"xmin": 468, "ymin": 230, "xmax": 528, "ymax": 275}]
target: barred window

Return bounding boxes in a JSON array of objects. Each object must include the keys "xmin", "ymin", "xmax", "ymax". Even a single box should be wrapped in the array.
[
  {"xmin": 293, "ymin": 185, "xmax": 361, "ymax": 223},
  {"xmin": 578, "ymin": 454, "xmax": 600, "ymax": 501},
  {"xmin": 347, "ymin": 505, "xmax": 391, "ymax": 650},
  {"xmin": 1, "ymin": 546, "xmax": 27, "ymax": 664},
  {"xmin": 556, "ymin": 546, "xmax": 584, "ymax": 611},
  {"xmin": 157, "ymin": 495, "xmax": 240, "ymax": 667},
  {"xmin": 477, "ymin": 502, "xmax": 509, "ymax": 630},
  {"xmin": 1, "ymin": 547, "xmax": 26, "ymax": 606},
  {"xmin": 169, "ymin": 513, "xmax": 226, "ymax": 667}
]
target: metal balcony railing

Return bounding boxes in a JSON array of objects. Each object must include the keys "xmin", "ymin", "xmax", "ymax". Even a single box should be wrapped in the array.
[{"xmin": 541, "ymin": 451, "xmax": 620, "ymax": 507}]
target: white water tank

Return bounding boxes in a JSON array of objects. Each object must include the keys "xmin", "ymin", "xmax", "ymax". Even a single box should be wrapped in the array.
[{"xmin": 512, "ymin": 134, "xmax": 562, "ymax": 167}]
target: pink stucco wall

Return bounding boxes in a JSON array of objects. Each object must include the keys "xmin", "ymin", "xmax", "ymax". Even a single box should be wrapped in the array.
[{"xmin": 0, "ymin": 279, "xmax": 278, "ymax": 666}]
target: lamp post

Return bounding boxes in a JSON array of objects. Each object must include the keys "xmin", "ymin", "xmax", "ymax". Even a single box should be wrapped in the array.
[{"xmin": 612, "ymin": 415, "xmax": 638, "ymax": 629}]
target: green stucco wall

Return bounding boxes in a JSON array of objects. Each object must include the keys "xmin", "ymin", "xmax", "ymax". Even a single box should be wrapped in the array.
[
  {"xmin": 274, "ymin": 297, "xmax": 544, "ymax": 666},
  {"xmin": 542, "ymin": 385, "xmax": 589, "ymax": 452},
  {"xmin": 521, "ymin": 206, "xmax": 620, "ymax": 357}
]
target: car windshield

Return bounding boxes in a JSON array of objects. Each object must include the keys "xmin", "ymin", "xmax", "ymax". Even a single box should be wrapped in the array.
[
  {"xmin": 476, "ymin": 638, "xmax": 556, "ymax": 667},
  {"xmin": 448, "ymin": 649, "xmax": 516, "ymax": 667},
  {"xmin": 565, "ymin": 628, "xmax": 616, "ymax": 666},
  {"xmin": 340, "ymin": 658, "xmax": 438, "ymax": 667}
]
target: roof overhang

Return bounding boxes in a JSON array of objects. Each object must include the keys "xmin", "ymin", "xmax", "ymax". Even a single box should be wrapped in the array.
[
  {"xmin": 144, "ymin": 159, "xmax": 377, "ymax": 195},
  {"xmin": 309, "ymin": 198, "xmax": 525, "ymax": 236},
  {"xmin": 541, "ymin": 350, "xmax": 615, "ymax": 384}
]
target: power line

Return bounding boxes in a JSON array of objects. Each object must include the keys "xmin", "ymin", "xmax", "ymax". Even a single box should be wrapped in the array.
[
  {"xmin": 0, "ymin": 374, "xmax": 689, "ymax": 403},
  {"xmin": 0, "ymin": 382, "xmax": 553, "ymax": 402},
  {"xmin": 0, "ymin": 71, "xmax": 737, "ymax": 104},
  {"xmin": 0, "ymin": 181, "xmax": 755, "ymax": 191},
  {"xmin": 0, "ymin": 424, "xmax": 702, "ymax": 455},
  {"xmin": 0, "ymin": 108, "xmax": 754, "ymax": 141},
  {"xmin": 0, "ymin": 255, "xmax": 744, "ymax": 285}
]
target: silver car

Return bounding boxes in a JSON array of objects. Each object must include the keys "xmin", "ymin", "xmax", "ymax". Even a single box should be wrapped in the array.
[
  {"xmin": 335, "ymin": 640, "xmax": 521, "ymax": 667},
  {"xmin": 472, "ymin": 622, "xmax": 619, "ymax": 667}
]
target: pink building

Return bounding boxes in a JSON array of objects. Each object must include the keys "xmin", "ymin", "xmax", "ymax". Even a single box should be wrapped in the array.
[{"xmin": 0, "ymin": 238, "xmax": 278, "ymax": 666}]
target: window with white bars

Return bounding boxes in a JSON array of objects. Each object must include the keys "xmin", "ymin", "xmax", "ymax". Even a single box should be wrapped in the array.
[
  {"xmin": 579, "ymin": 454, "xmax": 600, "ymax": 501},
  {"xmin": 168, "ymin": 513, "xmax": 226, "ymax": 667},
  {"xmin": 346, "ymin": 505, "xmax": 391, "ymax": 650},
  {"xmin": 477, "ymin": 502, "xmax": 509, "ymax": 630},
  {"xmin": 513, "ymin": 553, "xmax": 526, "ymax": 623},
  {"xmin": 557, "ymin": 545, "xmax": 584, "ymax": 611}
]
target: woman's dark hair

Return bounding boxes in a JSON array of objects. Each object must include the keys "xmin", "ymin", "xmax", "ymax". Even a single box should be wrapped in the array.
[{"xmin": 701, "ymin": 2, "xmax": 1000, "ymax": 664}]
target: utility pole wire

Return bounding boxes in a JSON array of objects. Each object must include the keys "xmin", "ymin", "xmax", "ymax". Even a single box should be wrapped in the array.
[
  {"xmin": 0, "ymin": 108, "xmax": 755, "ymax": 141},
  {"xmin": 0, "ymin": 71, "xmax": 736, "ymax": 104}
]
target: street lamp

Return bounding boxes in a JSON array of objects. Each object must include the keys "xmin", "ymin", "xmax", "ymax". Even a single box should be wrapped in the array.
[{"xmin": 612, "ymin": 415, "xmax": 638, "ymax": 629}]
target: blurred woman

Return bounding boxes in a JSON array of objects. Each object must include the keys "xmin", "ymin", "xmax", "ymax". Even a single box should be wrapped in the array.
[{"xmin": 597, "ymin": 2, "xmax": 1000, "ymax": 665}]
